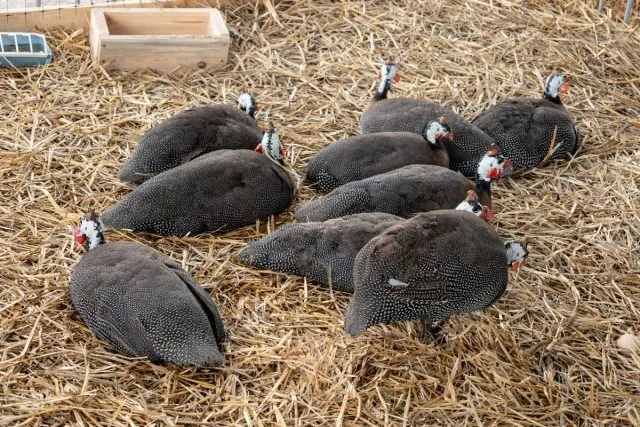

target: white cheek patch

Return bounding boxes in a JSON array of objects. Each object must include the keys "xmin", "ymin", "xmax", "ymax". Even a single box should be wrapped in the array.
[
  {"xmin": 476, "ymin": 154, "xmax": 498, "ymax": 182},
  {"xmin": 425, "ymin": 122, "xmax": 446, "ymax": 144},
  {"xmin": 377, "ymin": 80, "xmax": 388, "ymax": 93},
  {"xmin": 545, "ymin": 75, "xmax": 565, "ymax": 98},
  {"xmin": 455, "ymin": 200, "xmax": 483, "ymax": 217},
  {"xmin": 80, "ymin": 218, "xmax": 105, "ymax": 250},
  {"xmin": 237, "ymin": 93, "xmax": 253, "ymax": 109},
  {"xmin": 506, "ymin": 243, "xmax": 526, "ymax": 264},
  {"xmin": 260, "ymin": 131, "xmax": 283, "ymax": 162},
  {"xmin": 378, "ymin": 63, "xmax": 397, "ymax": 93},
  {"xmin": 455, "ymin": 200, "xmax": 474, "ymax": 213}
]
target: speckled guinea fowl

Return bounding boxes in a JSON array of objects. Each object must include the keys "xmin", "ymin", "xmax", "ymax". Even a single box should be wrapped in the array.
[
  {"xmin": 471, "ymin": 73, "xmax": 581, "ymax": 169},
  {"xmin": 119, "ymin": 93, "xmax": 263, "ymax": 184},
  {"xmin": 359, "ymin": 57, "xmax": 495, "ymax": 177},
  {"xmin": 295, "ymin": 145, "xmax": 511, "ymax": 222},
  {"xmin": 238, "ymin": 212, "xmax": 403, "ymax": 293},
  {"xmin": 306, "ymin": 117, "xmax": 452, "ymax": 192},
  {"xmin": 238, "ymin": 191, "xmax": 491, "ymax": 293},
  {"xmin": 104, "ymin": 125, "xmax": 294, "ymax": 236},
  {"xmin": 70, "ymin": 212, "xmax": 227, "ymax": 366},
  {"xmin": 344, "ymin": 209, "xmax": 529, "ymax": 344}
]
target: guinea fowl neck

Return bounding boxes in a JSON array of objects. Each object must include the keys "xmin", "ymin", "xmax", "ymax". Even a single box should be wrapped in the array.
[
  {"xmin": 543, "ymin": 92, "xmax": 562, "ymax": 105},
  {"xmin": 373, "ymin": 80, "xmax": 391, "ymax": 102},
  {"xmin": 246, "ymin": 105, "xmax": 256, "ymax": 118},
  {"xmin": 474, "ymin": 177, "xmax": 493, "ymax": 209},
  {"xmin": 88, "ymin": 233, "xmax": 106, "ymax": 250}
]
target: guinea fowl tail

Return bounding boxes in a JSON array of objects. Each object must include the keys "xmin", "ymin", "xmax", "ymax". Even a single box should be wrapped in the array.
[
  {"xmin": 179, "ymin": 342, "xmax": 225, "ymax": 367},
  {"xmin": 118, "ymin": 159, "xmax": 149, "ymax": 184},
  {"xmin": 101, "ymin": 206, "xmax": 127, "ymax": 230},
  {"xmin": 305, "ymin": 170, "xmax": 340, "ymax": 193},
  {"xmin": 295, "ymin": 186, "xmax": 370, "ymax": 222},
  {"xmin": 570, "ymin": 126, "xmax": 582, "ymax": 157}
]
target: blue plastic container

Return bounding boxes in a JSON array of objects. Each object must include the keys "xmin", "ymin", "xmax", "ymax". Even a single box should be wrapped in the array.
[{"xmin": 0, "ymin": 32, "xmax": 53, "ymax": 68}]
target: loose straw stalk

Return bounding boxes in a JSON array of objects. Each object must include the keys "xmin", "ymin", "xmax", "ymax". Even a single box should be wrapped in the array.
[{"xmin": 0, "ymin": 0, "xmax": 639, "ymax": 425}]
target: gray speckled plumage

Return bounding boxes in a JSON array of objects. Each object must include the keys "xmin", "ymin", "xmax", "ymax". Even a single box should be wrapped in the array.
[
  {"xmin": 103, "ymin": 150, "xmax": 295, "ymax": 236},
  {"xmin": 306, "ymin": 132, "xmax": 449, "ymax": 192},
  {"xmin": 237, "ymin": 212, "xmax": 403, "ymax": 293},
  {"xmin": 119, "ymin": 105, "xmax": 263, "ymax": 184},
  {"xmin": 295, "ymin": 164, "xmax": 483, "ymax": 223},
  {"xmin": 70, "ymin": 241, "xmax": 226, "ymax": 366},
  {"xmin": 471, "ymin": 98, "xmax": 580, "ymax": 169},
  {"xmin": 344, "ymin": 209, "xmax": 511, "ymax": 342},
  {"xmin": 360, "ymin": 98, "xmax": 495, "ymax": 177}
]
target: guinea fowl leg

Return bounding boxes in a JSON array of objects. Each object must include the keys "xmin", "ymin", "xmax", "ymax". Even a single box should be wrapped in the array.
[{"xmin": 419, "ymin": 317, "xmax": 447, "ymax": 345}]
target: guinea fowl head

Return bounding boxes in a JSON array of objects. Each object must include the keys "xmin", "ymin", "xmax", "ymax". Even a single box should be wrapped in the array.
[
  {"xmin": 73, "ymin": 211, "xmax": 106, "ymax": 251},
  {"xmin": 544, "ymin": 73, "xmax": 569, "ymax": 103},
  {"xmin": 373, "ymin": 56, "xmax": 400, "ymax": 100},
  {"xmin": 505, "ymin": 238, "xmax": 529, "ymax": 271},
  {"xmin": 423, "ymin": 116, "xmax": 454, "ymax": 146},
  {"xmin": 476, "ymin": 143, "xmax": 514, "ymax": 183},
  {"xmin": 237, "ymin": 92, "xmax": 259, "ymax": 118},
  {"xmin": 455, "ymin": 190, "xmax": 494, "ymax": 221},
  {"xmin": 254, "ymin": 122, "xmax": 286, "ymax": 166}
]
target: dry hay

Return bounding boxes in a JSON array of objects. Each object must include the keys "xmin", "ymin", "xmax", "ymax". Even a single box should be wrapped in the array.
[{"xmin": 1, "ymin": 0, "xmax": 639, "ymax": 425}]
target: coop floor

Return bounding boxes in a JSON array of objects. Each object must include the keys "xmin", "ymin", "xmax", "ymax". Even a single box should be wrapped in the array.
[{"xmin": 1, "ymin": 0, "xmax": 639, "ymax": 425}]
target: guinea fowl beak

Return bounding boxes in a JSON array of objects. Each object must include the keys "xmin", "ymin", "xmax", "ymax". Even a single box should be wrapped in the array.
[
  {"xmin": 73, "ymin": 228, "xmax": 87, "ymax": 246},
  {"xmin": 480, "ymin": 206, "xmax": 495, "ymax": 221},
  {"xmin": 560, "ymin": 82, "xmax": 570, "ymax": 94},
  {"xmin": 255, "ymin": 103, "xmax": 261, "ymax": 111},
  {"xmin": 511, "ymin": 261, "xmax": 521, "ymax": 271},
  {"xmin": 393, "ymin": 74, "xmax": 401, "ymax": 83}
]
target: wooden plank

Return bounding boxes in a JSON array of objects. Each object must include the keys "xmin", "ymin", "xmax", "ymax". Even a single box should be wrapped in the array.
[
  {"xmin": 104, "ymin": 9, "xmax": 210, "ymax": 35},
  {"xmin": 90, "ymin": 8, "xmax": 229, "ymax": 72},
  {"xmin": 0, "ymin": 0, "xmax": 189, "ymax": 32},
  {"xmin": 89, "ymin": 8, "xmax": 108, "ymax": 60},
  {"xmin": 208, "ymin": 8, "xmax": 229, "ymax": 37}
]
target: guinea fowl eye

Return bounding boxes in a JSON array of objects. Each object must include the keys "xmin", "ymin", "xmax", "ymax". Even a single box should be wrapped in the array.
[{"xmin": 472, "ymin": 205, "xmax": 481, "ymax": 213}]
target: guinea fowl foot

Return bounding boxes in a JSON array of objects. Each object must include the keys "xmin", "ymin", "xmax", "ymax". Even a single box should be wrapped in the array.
[{"xmin": 419, "ymin": 318, "xmax": 447, "ymax": 345}]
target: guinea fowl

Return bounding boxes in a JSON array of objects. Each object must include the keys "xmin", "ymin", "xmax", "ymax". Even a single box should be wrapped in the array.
[
  {"xmin": 238, "ymin": 212, "xmax": 403, "ymax": 293},
  {"xmin": 103, "ymin": 124, "xmax": 295, "ymax": 236},
  {"xmin": 344, "ymin": 209, "xmax": 529, "ymax": 344},
  {"xmin": 238, "ymin": 190, "xmax": 491, "ymax": 293},
  {"xmin": 119, "ymin": 93, "xmax": 263, "ymax": 184},
  {"xmin": 471, "ymin": 73, "xmax": 581, "ymax": 169},
  {"xmin": 359, "ymin": 57, "xmax": 496, "ymax": 177},
  {"xmin": 70, "ymin": 211, "xmax": 227, "ymax": 366},
  {"xmin": 306, "ymin": 116, "xmax": 452, "ymax": 192},
  {"xmin": 295, "ymin": 144, "xmax": 511, "ymax": 222}
]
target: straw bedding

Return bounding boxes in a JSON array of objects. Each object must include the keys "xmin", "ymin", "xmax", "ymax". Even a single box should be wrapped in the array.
[{"xmin": 1, "ymin": 0, "xmax": 639, "ymax": 425}]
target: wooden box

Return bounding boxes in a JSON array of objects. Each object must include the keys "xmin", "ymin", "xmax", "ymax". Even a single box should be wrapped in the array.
[{"xmin": 89, "ymin": 8, "xmax": 230, "ymax": 72}]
